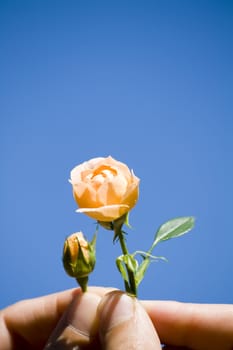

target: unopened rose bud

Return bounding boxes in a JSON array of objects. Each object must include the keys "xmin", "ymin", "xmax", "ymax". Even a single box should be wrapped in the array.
[{"xmin": 63, "ymin": 231, "xmax": 96, "ymax": 292}]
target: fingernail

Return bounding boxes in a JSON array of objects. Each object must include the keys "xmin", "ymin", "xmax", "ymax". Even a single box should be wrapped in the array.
[
  {"xmin": 98, "ymin": 291, "xmax": 135, "ymax": 333},
  {"xmin": 45, "ymin": 292, "xmax": 101, "ymax": 349}
]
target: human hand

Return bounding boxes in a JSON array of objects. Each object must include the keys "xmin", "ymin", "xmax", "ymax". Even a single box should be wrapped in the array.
[
  {"xmin": 1, "ymin": 287, "xmax": 233, "ymax": 350},
  {"xmin": 0, "ymin": 287, "xmax": 160, "ymax": 350},
  {"xmin": 44, "ymin": 289, "xmax": 160, "ymax": 349}
]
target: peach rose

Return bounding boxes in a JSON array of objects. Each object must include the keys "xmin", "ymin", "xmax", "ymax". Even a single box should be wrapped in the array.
[{"xmin": 69, "ymin": 156, "xmax": 140, "ymax": 222}]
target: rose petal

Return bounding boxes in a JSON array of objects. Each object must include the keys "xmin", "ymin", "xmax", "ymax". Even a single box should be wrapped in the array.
[
  {"xmin": 70, "ymin": 157, "xmax": 105, "ymax": 183},
  {"xmin": 77, "ymin": 204, "xmax": 129, "ymax": 222},
  {"xmin": 86, "ymin": 157, "xmax": 105, "ymax": 169},
  {"xmin": 97, "ymin": 175, "xmax": 128, "ymax": 205},
  {"xmin": 122, "ymin": 177, "xmax": 140, "ymax": 209},
  {"xmin": 104, "ymin": 156, "xmax": 132, "ymax": 181},
  {"xmin": 73, "ymin": 182, "xmax": 98, "ymax": 208}
]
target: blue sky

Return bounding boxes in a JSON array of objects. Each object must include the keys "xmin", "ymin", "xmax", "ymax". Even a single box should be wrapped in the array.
[{"xmin": 1, "ymin": 0, "xmax": 233, "ymax": 309}]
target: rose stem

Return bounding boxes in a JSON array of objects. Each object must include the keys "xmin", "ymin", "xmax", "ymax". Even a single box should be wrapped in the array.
[{"xmin": 117, "ymin": 228, "xmax": 137, "ymax": 297}]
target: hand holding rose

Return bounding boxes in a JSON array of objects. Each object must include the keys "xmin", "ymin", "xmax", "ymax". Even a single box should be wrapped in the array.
[{"xmin": 1, "ymin": 288, "xmax": 233, "ymax": 350}]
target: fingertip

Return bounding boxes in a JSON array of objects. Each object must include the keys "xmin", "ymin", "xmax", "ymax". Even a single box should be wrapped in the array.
[
  {"xmin": 98, "ymin": 291, "xmax": 134, "ymax": 334},
  {"xmin": 45, "ymin": 292, "xmax": 101, "ymax": 349}
]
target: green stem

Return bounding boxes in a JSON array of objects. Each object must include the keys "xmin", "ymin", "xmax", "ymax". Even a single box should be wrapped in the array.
[
  {"xmin": 115, "ymin": 226, "xmax": 137, "ymax": 297},
  {"xmin": 76, "ymin": 276, "xmax": 88, "ymax": 292},
  {"xmin": 118, "ymin": 230, "xmax": 128, "ymax": 255}
]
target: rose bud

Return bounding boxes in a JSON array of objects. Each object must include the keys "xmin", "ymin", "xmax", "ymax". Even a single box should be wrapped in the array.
[
  {"xmin": 69, "ymin": 156, "xmax": 140, "ymax": 222},
  {"xmin": 62, "ymin": 231, "xmax": 96, "ymax": 292}
]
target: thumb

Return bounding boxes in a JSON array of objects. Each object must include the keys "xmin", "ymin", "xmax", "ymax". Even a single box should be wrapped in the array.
[
  {"xmin": 44, "ymin": 292, "xmax": 101, "ymax": 349},
  {"xmin": 98, "ymin": 291, "xmax": 161, "ymax": 350}
]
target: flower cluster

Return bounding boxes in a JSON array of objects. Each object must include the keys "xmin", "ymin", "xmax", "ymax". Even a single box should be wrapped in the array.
[{"xmin": 63, "ymin": 156, "xmax": 194, "ymax": 295}]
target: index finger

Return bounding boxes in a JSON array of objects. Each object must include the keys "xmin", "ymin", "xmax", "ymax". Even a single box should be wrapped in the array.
[{"xmin": 142, "ymin": 300, "xmax": 233, "ymax": 350}]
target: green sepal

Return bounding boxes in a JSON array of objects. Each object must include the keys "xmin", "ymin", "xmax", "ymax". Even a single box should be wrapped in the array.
[
  {"xmin": 124, "ymin": 212, "xmax": 132, "ymax": 229},
  {"xmin": 116, "ymin": 254, "xmax": 138, "ymax": 293},
  {"xmin": 98, "ymin": 221, "xmax": 114, "ymax": 230},
  {"xmin": 124, "ymin": 254, "xmax": 138, "ymax": 273},
  {"xmin": 116, "ymin": 256, "xmax": 129, "ymax": 284},
  {"xmin": 62, "ymin": 243, "xmax": 74, "ymax": 277},
  {"xmin": 116, "ymin": 254, "xmax": 138, "ymax": 276},
  {"xmin": 98, "ymin": 212, "xmax": 131, "ymax": 233},
  {"xmin": 112, "ymin": 213, "xmax": 128, "ymax": 242},
  {"xmin": 90, "ymin": 231, "xmax": 97, "ymax": 252}
]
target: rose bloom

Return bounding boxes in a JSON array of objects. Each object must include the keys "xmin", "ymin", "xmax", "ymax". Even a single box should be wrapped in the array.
[{"xmin": 69, "ymin": 156, "xmax": 140, "ymax": 222}]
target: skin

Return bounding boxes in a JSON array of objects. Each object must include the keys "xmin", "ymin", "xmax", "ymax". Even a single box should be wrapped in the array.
[{"xmin": 0, "ymin": 287, "xmax": 233, "ymax": 350}]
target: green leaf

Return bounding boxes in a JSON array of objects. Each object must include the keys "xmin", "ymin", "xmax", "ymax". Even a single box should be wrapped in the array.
[
  {"xmin": 134, "ymin": 252, "xmax": 168, "ymax": 287},
  {"xmin": 153, "ymin": 216, "xmax": 195, "ymax": 247},
  {"xmin": 135, "ymin": 257, "xmax": 150, "ymax": 287}
]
